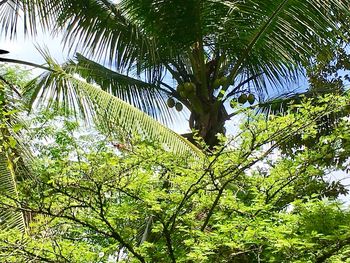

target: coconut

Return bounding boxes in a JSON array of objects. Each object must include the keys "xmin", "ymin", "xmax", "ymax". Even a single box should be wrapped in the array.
[
  {"xmin": 184, "ymin": 82, "xmax": 196, "ymax": 95},
  {"xmin": 176, "ymin": 84, "xmax": 184, "ymax": 93},
  {"xmin": 175, "ymin": 102, "xmax": 183, "ymax": 111},
  {"xmin": 238, "ymin": 94, "xmax": 248, "ymax": 104},
  {"xmin": 167, "ymin": 97, "xmax": 175, "ymax": 108},
  {"xmin": 247, "ymin": 94, "xmax": 255, "ymax": 105}
]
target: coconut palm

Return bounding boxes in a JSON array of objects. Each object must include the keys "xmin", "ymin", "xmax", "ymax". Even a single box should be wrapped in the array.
[{"xmin": 1, "ymin": 0, "xmax": 350, "ymax": 148}]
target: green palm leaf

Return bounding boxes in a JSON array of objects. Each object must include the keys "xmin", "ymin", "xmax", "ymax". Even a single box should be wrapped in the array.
[
  {"xmin": 2, "ymin": 0, "xmax": 350, "ymax": 89},
  {"xmin": 259, "ymin": 83, "xmax": 346, "ymax": 114},
  {"xmin": 65, "ymin": 53, "xmax": 174, "ymax": 124},
  {"xmin": 0, "ymin": 0, "xmax": 55, "ymax": 37},
  {"xmin": 53, "ymin": 0, "xmax": 160, "ymax": 72},
  {"xmin": 0, "ymin": 0, "xmax": 159, "ymax": 72},
  {"xmin": 3, "ymin": 0, "xmax": 349, "ymax": 91},
  {"xmin": 221, "ymin": 0, "xmax": 349, "ymax": 90},
  {"xmin": 25, "ymin": 55, "xmax": 202, "ymax": 157},
  {"xmin": 0, "ymin": 153, "xmax": 25, "ymax": 232},
  {"xmin": 0, "ymin": 80, "xmax": 27, "ymax": 232},
  {"xmin": 123, "ymin": 0, "xmax": 349, "ymax": 89}
]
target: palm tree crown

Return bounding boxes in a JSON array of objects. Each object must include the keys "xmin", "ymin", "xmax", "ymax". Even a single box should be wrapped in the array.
[{"xmin": 1, "ymin": 0, "xmax": 350, "ymax": 147}]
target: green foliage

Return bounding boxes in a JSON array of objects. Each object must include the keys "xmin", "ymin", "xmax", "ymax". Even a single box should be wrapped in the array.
[
  {"xmin": 0, "ymin": 67, "xmax": 30, "ymax": 232},
  {"xmin": 24, "ymin": 53, "xmax": 202, "ymax": 157},
  {"xmin": 0, "ymin": 93, "xmax": 350, "ymax": 262},
  {"xmin": 0, "ymin": 65, "xmax": 30, "ymax": 88}
]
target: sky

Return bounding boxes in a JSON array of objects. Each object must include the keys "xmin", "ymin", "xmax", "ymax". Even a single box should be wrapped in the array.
[{"xmin": 1, "ymin": 30, "xmax": 67, "ymax": 74}]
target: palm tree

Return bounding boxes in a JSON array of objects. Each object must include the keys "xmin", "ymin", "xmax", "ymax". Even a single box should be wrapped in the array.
[{"xmin": 1, "ymin": 0, "xmax": 350, "ymax": 148}]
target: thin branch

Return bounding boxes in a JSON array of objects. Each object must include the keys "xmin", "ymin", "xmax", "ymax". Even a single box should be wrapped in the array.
[
  {"xmin": 6, "ymin": 203, "xmax": 146, "ymax": 263},
  {"xmin": 0, "ymin": 75, "xmax": 21, "ymax": 96},
  {"xmin": 162, "ymin": 223, "xmax": 176, "ymax": 263},
  {"xmin": 201, "ymin": 142, "xmax": 279, "ymax": 231},
  {"xmin": 167, "ymin": 141, "xmax": 231, "ymax": 232}
]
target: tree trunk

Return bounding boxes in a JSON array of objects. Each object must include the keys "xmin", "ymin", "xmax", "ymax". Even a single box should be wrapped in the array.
[{"xmin": 186, "ymin": 103, "xmax": 228, "ymax": 149}]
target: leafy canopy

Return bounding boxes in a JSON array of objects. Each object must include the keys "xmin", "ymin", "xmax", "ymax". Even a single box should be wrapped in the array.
[{"xmin": 1, "ymin": 92, "xmax": 350, "ymax": 262}]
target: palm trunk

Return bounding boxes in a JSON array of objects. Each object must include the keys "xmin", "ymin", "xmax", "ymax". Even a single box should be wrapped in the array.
[{"xmin": 187, "ymin": 103, "xmax": 228, "ymax": 149}]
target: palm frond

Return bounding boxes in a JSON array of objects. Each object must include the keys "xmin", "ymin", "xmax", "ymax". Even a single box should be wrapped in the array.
[
  {"xmin": 54, "ymin": 0, "xmax": 161, "ymax": 72},
  {"xmin": 25, "ymin": 55, "xmax": 203, "ymax": 157},
  {"xmin": 122, "ymin": 0, "xmax": 202, "ymax": 50},
  {"xmin": 1, "ymin": 0, "xmax": 161, "ymax": 74},
  {"xmin": 81, "ymin": 79, "xmax": 200, "ymax": 155},
  {"xmin": 0, "ymin": 152, "xmax": 25, "ymax": 232},
  {"xmin": 220, "ymin": 0, "xmax": 350, "ymax": 91},
  {"xmin": 4, "ymin": 0, "xmax": 349, "ymax": 96},
  {"xmin": 64, "ymin": 53, "xmax": 174, "ymax": 125},
  {"xmin": 119, "ymin": 0, "xmax": 350, "ymax": 96},
  {"xmin": 259, "ymin": 84, "xmax": 346, "ymax": 115},
  {"xmin": 0, "ymin": 0, "xmax": 56, "ymax": 37},
  {"xmin": 258, "ymin": 92, "xmax": 305, "ymax": 115}
]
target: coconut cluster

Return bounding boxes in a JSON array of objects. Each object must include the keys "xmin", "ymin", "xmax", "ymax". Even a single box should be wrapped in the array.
[
  {"xmin": 167, "ymin": 97, "xmax": 183, "ymax": 111},
  {"xmin": 166, "ymin": 79, "xmax": 256, "ymax": 112},
  {"xmin": 177, "ymin": 82, "xmax": 196, "ymax": 98},
  {"xmin": 238, "ymin": 93, "xmax": 255, "ymax": 104},
  {"xmin": 213, "ymin": 76, "xmax": 228, "ymax": 88},
  {"xmin": 230, "ymin": 93, "xmax": 255, "ymax": 108},
  {"xmin": 166, "ymin": 82, "xmax": 197, "ymax": 112}
]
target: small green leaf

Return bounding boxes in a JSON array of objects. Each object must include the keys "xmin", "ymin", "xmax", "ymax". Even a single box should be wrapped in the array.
[{"xmin": 8, "ymin": 136, "xmax": 17, "ymax": 148}]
